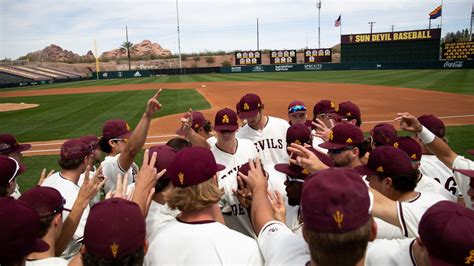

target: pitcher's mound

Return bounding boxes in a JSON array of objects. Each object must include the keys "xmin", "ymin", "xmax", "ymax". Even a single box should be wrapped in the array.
[{"xmin": 0, "ymin": 103, "xmax": 39, "ymax": 112}]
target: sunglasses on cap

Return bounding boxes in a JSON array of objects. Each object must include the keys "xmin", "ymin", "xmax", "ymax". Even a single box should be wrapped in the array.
[
  {"xmin": 333, "ymin": 116, "xmax": 350, "ymax": 123},
  {"xmin": 286, "ymin": 175, "xmax": 305, "ymax": 183},
  {"xmin": 110, "ymin": 138, "xmax": 128, "ymax": 143},
  {"xmin": 328, "ymin": 145, "xmax": 356, "ymax": 154},
  {"xmin": 7, "ymin": 158, "xmax": 21, "ymax": 184},
  {"xmin": 42, "ymin": 197, "xmax": 69, "ymax": 218},
  {"xmin": 288, "ymin": 105, "xmax": 307, "ymax": 114}
]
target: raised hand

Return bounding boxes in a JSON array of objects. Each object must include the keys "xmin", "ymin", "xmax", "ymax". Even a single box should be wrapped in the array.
[
  {"xmin": 145, "ymin": 89, "xmax": 163, "ymax": 119},
  {"xmin": 312, "ymin": 118, "xmax": 333, "ymax": 141},
  {"xmin": 237, "ymin": 157, "xmax": 268, "ymax": 193},
  {"xmin": 78, "ymin": 165, "xmax": 107, "ymax": 205},
  {"xmin": 232, "ymin": 176, "xmax": 253, "ymax": 208},
  {"xmin": 395, "ymin": 112, "xmax": 423, "ymax": 133},
  {"xmin": 268, "ymin": 190, "xmax": 286, "ymax": 223},
  {"xmin": 287, "ymin": 143, "xmax": 329, "ymax": 173}
]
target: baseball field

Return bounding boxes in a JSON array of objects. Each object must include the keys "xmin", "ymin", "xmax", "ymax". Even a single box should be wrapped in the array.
[{"xmin": 1, "ymin": 69, "xmax": 473, "ymax": 192}]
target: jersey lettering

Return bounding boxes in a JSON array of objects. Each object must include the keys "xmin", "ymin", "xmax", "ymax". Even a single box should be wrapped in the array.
[
  {"xmin": 444, "ymin": 176, "xmax": 457, "ymax": 196},
  {"xmin": 254, "ymin": 139, "xmax": 284, "ymax": 152},
  {"xmin": 231, "ymin": 204, "xmax": 246, "ymax": 215}
]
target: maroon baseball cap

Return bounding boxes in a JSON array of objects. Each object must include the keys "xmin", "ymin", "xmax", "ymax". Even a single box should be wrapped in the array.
[
  {"xmin": 0, "ymin": 197, "xmax": 49, "ymax": 261},
  {"xmin": 313, "ymin": 100, "xmax": 337, "ymax": 116},
  {"xmin": 467, "ymin": 149, "xmax": 474, "ymax": 156},
  {"xmin": 236, "ymin": 93, "xmax": 263, "ymax": 119},
  {"xmin": 0, "ymin": 134, "xmax": 31, "ymax": 155},
  {"xmin": 80, "ymin": 135, "xmax": 100, "ymax": 150},
  {"xmin": 60, "ymin": 139, "xmax": 92, "ymax": 161},
  {"xmin": 370, "ymin": 123, "xmax": 397, "ymax": 146},
  {"xmin": 275, "ymin": 147, "xmax": 334, "ymax": 179},
  {"xmin": 319, "ymin": 123, "xmax": 365, "ymax": 150},
  {"xmin": 355, "ymin": 145, "xmax": 413, "ymax": 176},
  {"xmin": 84, "ymin": 198, "xmax": 145, "ymax": 259},
  {"xmin": 394, "ymin": 136, "xmax": 422, "ymax": 162},
  {"xmin": 102, "ymin": 119, "xmax": 132, "ymax": 139},
  {"xmin": 288, "ymin": 100, "xmax": 307, "ymax": 114},
  {"xmin": 214, "ymin": 108, "xmax": 239, "ymax": 131},
  {"xmin": 418, "ymin": 114, "xmax": 445, "ymax": 138},
  {"xmin": 286, "ymin": 123, "xmax": 311, "ymax": 146},
  {"xmin": 168, "ymin": 146, "xmax": 225, "ymax": 187},
  {"xmin": 238, "ymin": 161, "xmax": 268, "ymax": 178},
  {"xmin": 0, "ymin": 155, "xmax": 26, "ymax": 186},
  {"xmin": 334, "ymin": 101, "xmax": 361, "ymax": 121},
  {"xmin": 148, "ymin": 145, "xmax": 177, "ymax": 181},
  {"xmin": 300, "ymin": 168, "xmax": 372, "ymax": 233},
  {"xmin": 418, "ymin": 200, "xmax": 474, "ymax": 266},
  {"xmin": 19, "ymin": 186, "xmax": 71, "ymax": 218},
  {"xmin": 175, "ymin": 111, "xmax": 207, "ymax": 136}
]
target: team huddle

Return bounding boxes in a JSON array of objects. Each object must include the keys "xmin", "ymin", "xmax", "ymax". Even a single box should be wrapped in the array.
[{"xmin": 1, "ymin": 89, "xmax": 473, "ymax": 266}]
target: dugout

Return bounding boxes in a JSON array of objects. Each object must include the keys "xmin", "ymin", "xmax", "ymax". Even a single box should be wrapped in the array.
[{"xmin": 341, "ymin": 29, "xmax": 441, "ymax": 63}]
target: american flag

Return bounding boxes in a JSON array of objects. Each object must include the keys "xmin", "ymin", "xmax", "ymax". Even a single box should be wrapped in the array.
[{"xmin": 335, "ymin": 15, "xmax": 341, "ymax": 27}]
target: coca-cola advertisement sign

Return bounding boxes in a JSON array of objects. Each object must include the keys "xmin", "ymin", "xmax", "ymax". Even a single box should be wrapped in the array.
[{"xmin": 443, "ymin": 61, "xmax": 464, "ymax": 68}]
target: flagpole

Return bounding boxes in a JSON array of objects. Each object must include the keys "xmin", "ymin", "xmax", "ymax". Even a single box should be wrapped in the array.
[
  {"xmin": 440, "ymin": 0, "xmax": 443, "ymax": 29},
  {"xmin": 340, "ymin": 14, "xmax": 342, "ymax": 39}
]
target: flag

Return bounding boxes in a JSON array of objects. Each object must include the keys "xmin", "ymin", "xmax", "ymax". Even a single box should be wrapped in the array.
[
  {"xmin": 429, "ymin": 5, "xmax": 442, "ymax": 20},
  {"xmin": 335, "ymin": 15, "xmax": 341, "ymax": 27}
]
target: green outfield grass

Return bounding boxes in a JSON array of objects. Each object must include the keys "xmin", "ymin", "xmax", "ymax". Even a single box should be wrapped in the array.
[
  {"xmin": 0, "ymin": 89, "xmax": 210, "ymax": 142},
  {"xmin": 16, "ymin": 124, "xmax": 474, "ymax": 193},
  {"xmin": 2, "ymin": 69, "xmax": 474, "ymax": 94}
]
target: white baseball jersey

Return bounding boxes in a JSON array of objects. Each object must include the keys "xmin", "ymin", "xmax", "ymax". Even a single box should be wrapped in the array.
[
  {"xmin": 145, "ymin": 200, "xmax": 180, "ymax": 243},
  {"xmin": 420, "ymin": 155, "xmax": 461, "ymax": 198},
  {"xmin": 257, "ymin": 221, "xmax": 310, "ymax": 265},
  {"xmin": 311, "ymin": 134, "xmax": 328, "ymax": 154},
  {"xmin": 10, "ymin": 183, "xmax": 21, "ymax": 199},
  {"xmin": 77, "ymin": 171, "xmax": 101, "ymax": 207},
  {"xmin": 285, "ymin": 205, "xmax": 303, "ymax": 236},
  {"xmin": 452, "ymin": 155, "xmax": 474, "ymax": 209},
  {"xmin": 101, "ymin": 154, "xmax": 138, "ymax": 194},
  {"xmin": 41, "ymin": 172, "xmax": 90, "ymax": 260},
  {"xmin": 236, "ymin": 116, "xmax": 290, "ymax": 167},
  {"xmin": 397, "ymin": 191, "xmax": 447, "ymax": 238},
  {"xmin": 416, "ymin": 173, "xmax": 457, "ymax": 202},
  {"xmin": 26, "ymin": 257, "xmax": 68, "ymax": 265},
  {"xmin": 366, "ymin": 238, "xmax": 416, "ymax": 266},
  {"xmin": 145, "ymin": 220, "xmax": 263, "ymax": 265},
  {"xmin": 374, "ymin": 217, "xmax": 404, "ymax": 240},
  {"xmin": 211, "ymin": 138, "xmax": 257, "ymax": 238}
]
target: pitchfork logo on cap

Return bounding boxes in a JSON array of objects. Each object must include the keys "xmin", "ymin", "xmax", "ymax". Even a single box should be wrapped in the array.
[
  {"xmin": 110, "ymin": 243, "xmax": 119, "ymax": 258},
  {"xmin": 393, "ymin": 142, "xmax": 399, "ymax": 148},
  {"xmin": 126, "ymin": 123, "xmax": 131, "ymax": 131},
  {"xmin": 222, "ymin": 115, "xmax": 229, "ymax": 124},
  {"xmin": 178, "ymin": 172, "xmax": 185, "ymax": 185},
  {"xmin": 295, "ymin": 139, "xmax": 302, "ymax": 145},
  {"xmin": 329, "ymin": 130, "xmax": 334, "ymax": 141},
  {"xmin": 331, "ymin": 102, "xmax": 336, "ymax": 109},
  {"xmin": 243, "ymin": 103, "xmax": 250, "ymax": 110},
  {"xmin": 333, "ymin": 210, "xmax": 344, "ymax": 229},
  {"xmin": 466, "ymin": 250, "xmax": 474, "ymax": 264}
]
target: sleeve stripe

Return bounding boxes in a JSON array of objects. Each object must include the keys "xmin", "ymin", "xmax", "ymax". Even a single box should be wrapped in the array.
[
  {"xmin": 398, "ymin": 202, "xmax": 409, "ymax": 237},
  {"xmin": 409, "ymin": 239, "xmax": 417, "ymax": 266}
]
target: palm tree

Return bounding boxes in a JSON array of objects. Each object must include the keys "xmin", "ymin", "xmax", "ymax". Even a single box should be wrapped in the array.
[{"xmin": 121, "ymin": 41, "xmax": 134, "ymax": 71}]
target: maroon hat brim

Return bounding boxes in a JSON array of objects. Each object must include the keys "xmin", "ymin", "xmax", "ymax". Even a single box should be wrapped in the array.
[
  {"xmin": 238, "ymin": 109, "xmax": 259, "ymax": 119},
  {"xmin": 274, "ymin": 164, "xmax": 304, "ymax": 179},
  {"xmin": 118, "ymin": 131, "xmax": 132, "ymax": 139},
  {"xmin": 427, "ymin": 253, "xmax": 454, "ymax": 266},
  {"xmin": 354, "ymin": 165, "xmax": 376, "ymax": 176},
  {"xmin": 216, "ymin": 163, "xmax": 225, "ymax": 172},
  {"xmin": 318, "ymin": 141, "xmax": 350, "ymax": 150},
  {"xmin": 34, "ymin": 238, "xmax": 50, "ymax": 253},
  {"xmin": 214, "ymin": 124, "xmax": 238, "ymax": 131},
  {"xmin": 18, "ymin": 144, "xmax": 31, "ymax": 152},
  {"xmin": 454, "ymin": 168, "xmax": 474, "ymax": 178}
]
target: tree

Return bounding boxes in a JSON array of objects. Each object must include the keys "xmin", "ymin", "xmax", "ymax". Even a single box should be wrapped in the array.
[
  {"xmin": 442, "ymin": 28, "xmax": 470, "ymax": 43},
  {"xmin": 205, "ymin": 56, "xmax": 215, "ymax": 64},
  {"xmin": 121, "ymin": 41, "xmax": 136, "ymax": 70}
]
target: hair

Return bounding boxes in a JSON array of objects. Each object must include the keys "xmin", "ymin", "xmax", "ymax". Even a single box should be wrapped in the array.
[
  {"xmin": 154, "ymin": 178, "xmax": 171, "ymax": 194},
  {"xmin": 376, "ymin": 168, "xmax": 419, "ymax": 193},
  {"xmin": 38, "ymin": 215, "xmax": 56, "ymax": 238},
  {"xmin": 167, "ymin": 178, "xmax": 224, "ymax": 212},
  {"xmin": 201, "ymin": 120, "xmax": 212, "ymax": 134},
  {"xmin": 354, "ymin": 118, "xmax": 362, "ymax": 127},
  {"xmin": 0, "ymin": 257, "xmax": 25, "ymax": 266},
  {"xmin": 98, "ymin": 137, "xmax": 113, "ymax": 154},
  {"xmin": 58, "ymin": 157, "xmax": 85, "ymax": 170},
  {"xmin": 304, "ymin": 218, "xmax": 373, "ymax": 266},
  {"xmin": 166, "ymin": 137, "xmax": 192, "ymax": 151},
  {"xmin": 356, "ymin": 140, "xmax": 370, "ymax": 159},
  {"xmin": 81, "ymin": 247, "xmax": 145, "ymax": 266},
  {"xmin": 0, "ymin": 184, "xmax": 9, "ymax": 197}
]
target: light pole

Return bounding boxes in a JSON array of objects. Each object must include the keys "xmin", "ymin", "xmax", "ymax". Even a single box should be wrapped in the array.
[
  {"xmin": 175, "ymin": 0, "xmax": 182, "ymax": 74},
  {"xmin": 317, "ymin": 0, "xmax": 321, "ymax": 48}
]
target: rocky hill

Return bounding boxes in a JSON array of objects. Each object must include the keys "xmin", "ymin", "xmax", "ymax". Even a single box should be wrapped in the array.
[
  {"xmin": 100, "ymin": 40, "xmax": 172, "ymax": 60},
  {"xmin": 21, "ymin": 44, "xmax": 93, "ymax": 62}
]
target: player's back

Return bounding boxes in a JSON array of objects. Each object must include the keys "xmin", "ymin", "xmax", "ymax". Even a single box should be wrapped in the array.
[
  {"xmin": 420, "ymin": 155, "xmax": 460, "ymax": 198},
  {"xmin": 145, "ymin": 219, "xmax": 263, "ymax": 265}
]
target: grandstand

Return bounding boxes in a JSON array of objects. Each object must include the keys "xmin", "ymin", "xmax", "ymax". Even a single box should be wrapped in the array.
[
  {"xmin": 33, "ymin": 66, "xmax": 82, "ymax": 79},
  {"xmin": 0, "ymin": 66, "xmax": 52, "ymax": 81},
  {"xmin": 0, "ymin": 65, "xmax": 87, "ymax": 88},
  {"xmin": 0, "ymin": 71, "xmax": 33, "ymax": 84}
]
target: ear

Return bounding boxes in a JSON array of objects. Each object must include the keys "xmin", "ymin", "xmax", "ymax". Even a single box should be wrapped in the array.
[
  {"xmin": 383, "ymin": 177, "xmax": 393, "ymax": 188},
  {"xmin": 351, "ymin": 147, "xmax": 360, "ymax": 157},
  {"xmin": 53, "ymin": 213, "xmax": 62, "ymax": 226},
  {"xmin": 349, "ymin": 119, "xmax": 357, "ymax": 125},
  {"xmin": 143, "ymin": 239, "xmax": 149, "ymax": 255},
  {"xmin": 369, "ymin": 218, "xmax": 377, "ymax": 241}
]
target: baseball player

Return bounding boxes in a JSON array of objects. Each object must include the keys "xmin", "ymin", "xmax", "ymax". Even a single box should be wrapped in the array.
[
  {"xmin": 0, "ymin": 155, "xmax": 25, "ymax": 198},
  {"xmin": 413, "ymin": 114, "xmax": 462, "ymax": 201},
  {"xmin": 209, "ymin": 108, "xmax": 258, "ymax": 238},
  {"xmin": 357, "ymin": 145, "xmax": 447, "ymax": 238},
  {"xmin": 395, "ymin": 136, "xmax": 457, "ymax": 202},
  {"xmin": 41, "ymin": 139, "xmax": 94, "ymax": 259},
  {"xmin": 0, "ymin": 197, "xmax": 49, "ymax": 265},
  {"xmin": 239, "ymin": 161, "xmax": 375, "ymax": 265},
  {"xmin": 396, "ymin": 112, "xmax": 473, "ymax": 209},
  {"xmin": 99, "ymin": 90, "xmax": 162, "ymax": 194},
  {"xmin": 369, "ymin": 123, "xmax": 398, "ymax": 148},
  {"xmin": 78, "ymin": 135, "xmax": 101, "ymax": 206},
  {"xmin": 145, "ymin": 146, "xmax": 263, "ymax": 265},
  {"xmin": 311, "ymin": 99, "xmax": 336, "ymax": 153},
  {"xmin": 81, "ymin": 198, "xmax": 147, "ymax": 266},
  {"xmin": 176, "ymin": 110, "xmax": 216, "ymax": 147},
  {"xmin": 287, "ymin": 100, "xmax": 312, "ymax": 129},
  {"xmin": 0, "ymin": 133, "xmax": 31, "ymax": 198}
]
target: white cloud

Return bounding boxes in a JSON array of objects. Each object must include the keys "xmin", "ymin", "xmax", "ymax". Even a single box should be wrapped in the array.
[{"xmin": 1, "ymin": 0, "xmax": 472, "ymax": 59}]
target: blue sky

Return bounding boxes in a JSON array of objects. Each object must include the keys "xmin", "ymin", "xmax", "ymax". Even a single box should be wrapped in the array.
[{"xmin": 1, "ymin": 0, "xmax": 472, "ymax": 59}]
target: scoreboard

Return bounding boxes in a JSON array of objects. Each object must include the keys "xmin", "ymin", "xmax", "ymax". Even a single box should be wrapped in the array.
[
  {"xmin": 341, "ymin": 29, "xmax": 441, "ymax": 63},
  {"xmin": 442, "ymin": 41, "xmax": 474, "ymax": 60},
  {"xmin": 270, "ymin": 50, "xmax": 297, "ymax": 64},
  {"xmin": 235, "ymin": 51, "xmax": 262, "ymax": 65},
  {"xmin": 304, "ymin": 49, "xmax": 332, "ymax": 63}
]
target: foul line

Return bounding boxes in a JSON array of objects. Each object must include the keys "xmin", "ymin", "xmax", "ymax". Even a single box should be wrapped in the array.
[
  {"xmin": 364, "ymin": 114, "xmax": 474, "ymax": 124},
  {"xmin": 25, "ymin": 141, "xmax": 168, "ymax": 154}
]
